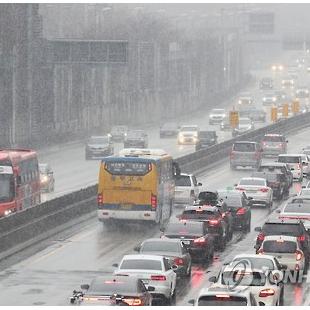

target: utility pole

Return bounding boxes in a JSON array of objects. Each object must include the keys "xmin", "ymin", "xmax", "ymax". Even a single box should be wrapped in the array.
[
  {"xmin": 27, "ymin": 5, "xmax": 33, "ymax": 144},
  {"xmin": 12, "ymin": 45, "xmax": 16, "ymax": 146}
]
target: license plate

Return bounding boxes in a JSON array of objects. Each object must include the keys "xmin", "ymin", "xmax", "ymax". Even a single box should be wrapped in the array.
[
  {"xmin": 246, "ymin": 190, "xmax": 257, "ymax": 193},
  {"xmin": 182, "ymin": 240, "xmax": 191, "ymax": 245},
  {"xmin": 121, "ymin": 204, "xmax": 132, "ymax": 209}
]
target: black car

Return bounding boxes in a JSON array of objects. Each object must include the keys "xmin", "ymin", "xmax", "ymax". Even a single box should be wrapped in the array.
[
  {"xmin": 70, "ymin": 275, "xmax": 153, "ymax": 306},
  {"xmin": 124, "ymin": 130, "xmax": 148, "ymax": 148},
  {"xmin": 194, "ymin": 190, "xmax": 234, "ymax": 240},
  {"xmin": 254, "ymin": 217, "xmax": 310, "ymax": 264},
  {"xmin": 217, "ymin": 190, "xmax": 251, "ymax": 232},
  {"xmin": 160, "ymin": 123, "xmax": 179, "ymax": 138},
  {"xmin": 135, "ymin": 238, "xmax": 192, "ymax": 277},
  {"xmin": 259, "ymin": 77, "xmax": 273, "ymax": 90},
  {"xmin": 195, "ymin": 131, "xmax": 218, "ymax": 151},
  {"xmin": 162, "ymin": 221, "xmax": 214, "ymax": 263},
  {"xmin": 180, "ymin": 205, "xmax": 229, "ymax": 251},
  {"xmin": 85, "ymin": 135, "xmax": 114, "ymax": 160},
  {"xmin": 257, "ymin": 162, "xmax": 293, "ymax": 187},
  {"xmin": 252, "ymin": 171, "xmax": 289, "ymax": 200}
]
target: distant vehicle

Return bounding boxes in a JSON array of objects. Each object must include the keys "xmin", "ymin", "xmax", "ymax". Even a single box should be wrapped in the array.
[
  {"xmin": 261, "ymin": 134, "xmax": 288, "ymax": 156},
  {"xmin": 70, "ymin": 275, "xmax": 153, "ymax": 306},
  {"xmin": 209, "ymin": 109, "xmax": 226, "ymax": 125},
  {"xmin": 232, "ymin": 117, "xmax": 254, "ymax": 137},
  {"xmin": 159, "ymin": 122, "xmax": 179, "ymax": 138},
  {"xmin": 257, "ymin": 162, "xmax": 293, "ymax": 186},
  {"xmin": 177, "ymin": 125, "xmax": 199, "ymax": 145},
  {"xmin": 113, "ymin": 254, "xmax": 177, "ymax": 305},
  {"xmin": 278, "ymin": 154, "xmax": 303, "ymax": 182},
  {"xmin": 135, "ymin": 238, "xmax": 192, "ymax": 277},
  {"xmin": 271, "ymin": 64, "xmax": 284, "ymax": 71},
  {"xmin": 124, "ymin": 130, "xmax": 148, "ymax": 148},
  {"xmin": 188, "ymin": 287, "xmax": 258, "ymax": 306},
  {"xmin": 110, "ymin": 125, "xmax": 128, "ymax": 142},
  {"xmin": 274, "ymin": 90, "xmax": 289, "ymax": 104},
  {"xmin": 39, "ymin": 163, "xmax": 55, "ymax": 193},
  {"xmin": 174, "ymin": 173, "xmax": 201, "ymax": 205},
  {"xmin": 0, "ymin": 149, "xmax": 41, "ymax": 217},
  {"xmin": 195, "ymin": 131, "xmax": 217, "ymax": 151},
  {"xmin": 97, "ymin": 149, "xmax": 175, "ymax": 226},
  {"xmin": 281, "ymin": 77, "xmax": 295, "ymax": 89},
  {"xmin": 237, "ymin": 93, "xmax": 254, "ymax": 106},
  {"xmin": 262, "ymin": 92, "xmax": 277, "ymax": 105},
  {"xmin": 238, "ymin": 105, "xmax": 266, "ymax": 122},
  {"xmin": 259, "ymin": 77, "xmax": 273, "ymax": 90},
  {"xmin": 230, "ymin": 141, "xmax": 262, "ymax": 170},
  {"xmin": 295, "ymin": 87, "xmax": 310, "ymax": 99},
  {"xmin": 235, "ymin": 177, "xmax": 273, "ymax": 208},
  {"xmin": 85, "ymin": 135, "xmax": 114, "ymax": 160},
  {"xmin": 220, "ymin": 116, "xmax": 231, "ymax": 131}
]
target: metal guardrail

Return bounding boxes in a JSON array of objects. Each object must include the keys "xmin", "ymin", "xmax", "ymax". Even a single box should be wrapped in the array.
[{"xmin": 0, "ymin": 112, "xmax": 310, "ymax": 260}]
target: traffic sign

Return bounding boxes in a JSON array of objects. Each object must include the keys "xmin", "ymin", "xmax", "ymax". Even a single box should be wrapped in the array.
[
  {"xmin": 271, "ymin": 106, "xmax": 278, "ymax": 122},
  {"xmin": 292, "ymin": 100, "xmax": 300, "ymax": 114},
  {"xmin": 229, "ymin": 111, "xmax": 239, "ymax": 128},
  {"xmin": 282, "ymin": 103, "xmax": 289, "ymax": 117}
]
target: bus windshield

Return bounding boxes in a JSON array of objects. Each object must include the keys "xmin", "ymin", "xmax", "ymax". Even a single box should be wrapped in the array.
[{"xmin": 0, "ymin": 174, "xmax": 14, "ymax": 203}]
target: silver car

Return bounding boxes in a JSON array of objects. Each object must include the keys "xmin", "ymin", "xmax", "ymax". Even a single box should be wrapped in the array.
[
  {"xmin": 209, "ymin": 109, "xmax": 226, "ymax": 125},
  {"xmin": 232, "ymin": 117, "xmax": 254, "ymax": 137}
]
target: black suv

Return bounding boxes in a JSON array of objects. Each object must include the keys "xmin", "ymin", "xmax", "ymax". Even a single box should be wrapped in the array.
[
  {"xmin": 257, "ymin": 162, "xmax": 293, "ymax": 187},
  {"xmin": 252, "ymin": 171, "xmax": 289, "ymax": 200},
  {"xmin": 254, "ymin": 217, "xmax": 310, "ymax": 266},
  {"xmin": 162, "ymin": 221, "xmax": 214, "ymax": 263},
  {"xmin": 217, "ymin": 190, "xmax": 252, "ymax": 232},
  {"xmin": 195, "ymin": 131, "xmax": 218, "ymax": 151}
]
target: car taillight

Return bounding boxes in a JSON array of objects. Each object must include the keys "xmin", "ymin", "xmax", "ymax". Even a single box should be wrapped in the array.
[
  {"xmin": 151, "ymin": 194, "xmax": 157, "ymax": 210},
  {"xmin": 298, "ymin": 235, "xmax": 306, "ymax": 242},
  {"xmin": 97, "ymin": 193, "xmax": 103, "ymax": 205},
  {"xmin": 257, "ymin": 232, "xmax": 265, "ymax": 241},
  {"xmin": 259, "ymin": 288, "xmax": 275, "ymax": 297},
  {"xmin": 236, "ymin": 207, "xmax": 247, "ymax": 215},
  {"xmin": 296, "ymin": 250, "xmax": 303, "ymax": 261},
  {"xmin": 193, "ymin": 236, "xmax": 207, "ymax": 245},
  {"xmin": 151, "ymin": 275, "xmax": 166, "ymax": 281},
  {"xmin": 260, "ymin": 187, "xmax": 269, "ymax": 193},
  {"xmin": 209, "ymin": 219, "xmax": 220, "ymax": 226},
  {"xmin": 257, "ymin": 248, "xmax": 264, "ymax": 254},
  {"xmin": 123, "ymin": 298, "xmax": 143, "ymax": 306},
  {"xmin": 174, "ymin": 257, "xmax": 184, "ymax": 265},
  {"xmin": 236, "ymin": 187, "xmax": 245, "ymax": 191}
]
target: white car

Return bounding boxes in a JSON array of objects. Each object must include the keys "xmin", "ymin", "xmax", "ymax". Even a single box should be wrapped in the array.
[
  {"xmin": 235, "ymin": 177, "xmax": 273, "ymax": 208},
  {"xmin": 177, "ymin": 125, "xmax": 199, "ymax": 145},
  {"xmin": 262, "ymin": 93, "xmax": 277, "ymax": 105},
  {"xmin": 238, "ymin": 93, "xmax": 254, "ymax": 106},
  {"xmin": 300, "ymin": 154, "xmax": 310, "ymax": 178},
  {"xmin": 174, "ymin": 173, "xmax": 201, "ymax": 205},
  {"xmin": 209, "ymin": 109, "xmax": 226, "ymax": 125},
  {"xmin": 209, "ymin": 265, "xmax": 283, "ymax": 306},
  {"xmin": 188, "ymin": 287, "xmax": 258, "ymax": 306},
  {"xmin": 113, "ymin": 254, "xmax": 177, "ymax": 305},
  {"xmin": 278, "ymin": 154, "xmax": 303, "ymax": 182},
  {"xmin": 232, "ymin": 117, "xmax": 254, "ymax": 137},
  {"xmin": 258, "ymin": 235, "xmax": 305, "ymax": 274}
]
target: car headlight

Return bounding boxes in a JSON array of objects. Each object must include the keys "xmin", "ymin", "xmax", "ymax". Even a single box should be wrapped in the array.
[
  {"xmin": 4, "ymin": 209, "xmax": 12, "ymax": 216},
  {"xmin": 262, "ymin": 97, "xmax": 266, "ymax": 101},
  {"xmin": 272, "ymin": 98, "xmax": 276, "ymax": 102},
  {"xmin": 278, "ymin": 65, "xmax": 284, "ymax": 71},
  {"xmin": 271, "ymin": 65, "xmax": 277, "ymax": 71},
  {"xmin": 41, "ymin": 175, "xmax": 48, "ymax": 183}
]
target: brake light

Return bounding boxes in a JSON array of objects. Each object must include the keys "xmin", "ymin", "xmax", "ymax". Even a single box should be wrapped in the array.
[
  {"xmin": 151, "ymin": 194, "xmax": 157, "ymax": 210},
  {"xmin": 97, "ymin": 193, "xmax": 103, "ymax": 205},
  {"xmin": 257, "ymin": 232, "xmax": 265, "ymax": 241},
  {"xmin": 259, "ymin": 288, "xmax": 275, "ymax": 297},
  {"xmin": 174, "ymin": 257, "xmax": 184, "ymax": 265},
  {"xmin": 296, "ymin": 250, "xmax": 303, "ymax": 261},
  {"xmin": 236, "ymin": 207, "xmax": 247, "ymax": 215},
  {"xmin": 215, "ymin": 294, "xmax": 230, "ymax": 299},
  {"xmin": 193, "ymin": 236, "xmax": 207, "ymax": 245},
  {"xmin": 151, "ymin": 275, "xmax": 166, "ymax": 281},
  {"xmin": 236, "ymin": 187, "xmax": 245, "ymax": 191},
  {"xmin": 209, "ymin": 219, "xmax": 220, "ymax": 226},
  {"xmin": 298, "ymin": 235, "xmax": 306, "ymax": 242},
  {"xmin": 260, "ymin": 187, "xmax": 269, "ymax": 193},
  {"xmin": 123, "ymin": 298, "xmax": 143, "ymax": 306}
]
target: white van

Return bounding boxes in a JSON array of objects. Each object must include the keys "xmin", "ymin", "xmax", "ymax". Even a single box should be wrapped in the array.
[{"xmin": 278, "ymin": 154, "xmax": 303, "ymax": 182}]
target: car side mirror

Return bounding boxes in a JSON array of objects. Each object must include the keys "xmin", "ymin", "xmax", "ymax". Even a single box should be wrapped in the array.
[
  {"xmin": 171, "ymin": 264, "xmax": 178, "ymax": 271},
  {"xmin": 254, "ymin": 226, "xmax": 262, "ymax": 232},
  {"xmin": 254, "ymin": 244, "xmax": 260, "ymax": 250},
  {"xmin": 275, "ymin": 209, "xmax": 281, "ymax": 213},
  {"xmin": 112, "ymin": 263, "xmax": 119, "ymax": 268},
  {"xmin": 302, "ymin": 185, "xmax": 306, "ymax": 188},
  {"xmin": 188, "ymin": 299, "xmax": 195, "ymax": 305},
  {"xmin": 198, "ymin": 182, "xmax": 202, "ymax": 186},
  {"xmin": 286, "ymin": 140, "xmax": 288, "ymax": 143},
  {"xmin": 80, "ymin": 284, "xmax": 89, "ymax": 290},
  {"xmin": 291, "ymin": 168, "xmax": 294, "ymax": 171},
  {"xmin": 208, "ymin": 276, "xmax": 217, "ymax": 283},
  {"xmin": 234, "ymin": 183, "xmax": 237, "ymax": 187},
  {"xmin": 134, "ymin": 245, "xmax": 141, "ymax": 252},
  {"xmin": 147, "ymin": 286, "xmax": 156, "ymax": 292}
]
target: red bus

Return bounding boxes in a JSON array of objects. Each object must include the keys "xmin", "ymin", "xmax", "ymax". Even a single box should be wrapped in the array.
[{"xmin": 0, "ymin": 149, "xmax": 41, "ymax": 217}]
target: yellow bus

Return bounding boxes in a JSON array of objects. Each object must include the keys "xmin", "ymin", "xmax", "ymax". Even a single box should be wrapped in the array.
[{"xmin": 97, "ymin": 148, "xmax": 176, "ymax": 227}]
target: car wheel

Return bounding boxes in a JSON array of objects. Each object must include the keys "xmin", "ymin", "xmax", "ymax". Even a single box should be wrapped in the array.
[{"xmin": 167, "ymin": 289, "xmax": 176, "ymax": 305}]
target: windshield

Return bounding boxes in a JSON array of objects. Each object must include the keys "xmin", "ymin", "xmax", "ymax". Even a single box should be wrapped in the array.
[
  {"xmin": 89, "ymin": 137, "xmax": 109, "ymax": 144},
  {"xmin": 165, "ymin": 222, "xmax": 203, "ymax": 236},
  {"xmin": 220, "ymin": 196, "xmax": 242, "ymax": 207},
  {"xmin": 180, "ymin": 126, "xmax": 197, "ymax": 132},
  {"xmin": 239, "ymin": 119, "xmax": 250, "ymax": 125},
  {"xmin": 120, "ymin": 259, "xmax": 162, "ymax": 270},
  {"xmin": 111, "ymin": 126, "xmax": 126, "ymax": 133},
  {"xmin": 88, "ymin": 278, "xmax": 138, "ymax": 295},
  {"xmin": 300, "ymin": 189, "xmax": 310, "ymax": 195},
  {"xmin": 239, "ymin": 179, "xmax": 265, "ymax": 186},
  {"xmin": 200, "ymin": 132, "xmax": 215, "ymax": 138},
  {"xmin": 127, "ymin": 131, "xmax": 143, "ymax": 138},
  {"xmin": 0, "ymin": 174, "xmax": 14, "ymax": 203},
  {"xmin": 198, "ymin": 191, "xmax": 218, "ymax": 202},
  {"xmin": 175, "ymin": 175, "xmax": 191, "ymax": 187},
  {"xmin": 283, "ymin": 202, "xmax": 310, "ymax": 214},
  {"xmin": 232, "ymin": 257, "xmax": 274, "ymax": 270},
  {"xmin": 263, "ymin": 240, "xmax": 297, "ymax": 253},
  {"xmin": 162, "ymin": 123, "xmax": 177, "ymax": 129},
  {"xmin": 278, "ymin": 156, "xmax": 300, "ymax": 164},
  {"xmin": 263, "ymin": 135, "xmax": 284, "ymax": 142},
  {"xmin": 141, "ymin": 241, "xmax": 179, "ymax": 253},
  {"xmin": 211, "ymin": 109, "xmax": 225, "ymax": 114},
  {"xmin": 198, "ymin": 296, "xmax": 247, "ymax": 306},
  {"xmin": 182, "ymin": 209, "xmax": 216, "ymax": 220},
  {"xmin": 263, "ymin": 223, "xmax": 301, "ymax": 236},
  {"xmin": 233, "ymin": 143, "xmax": 255, "ymax": 152},
  {"xmin": 221, "ymin": 271, "xmax": 266, "ymax": 286},
  {"xmin": 252, "ymin": 173, "xmax": 279, "ymax": 182}
]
